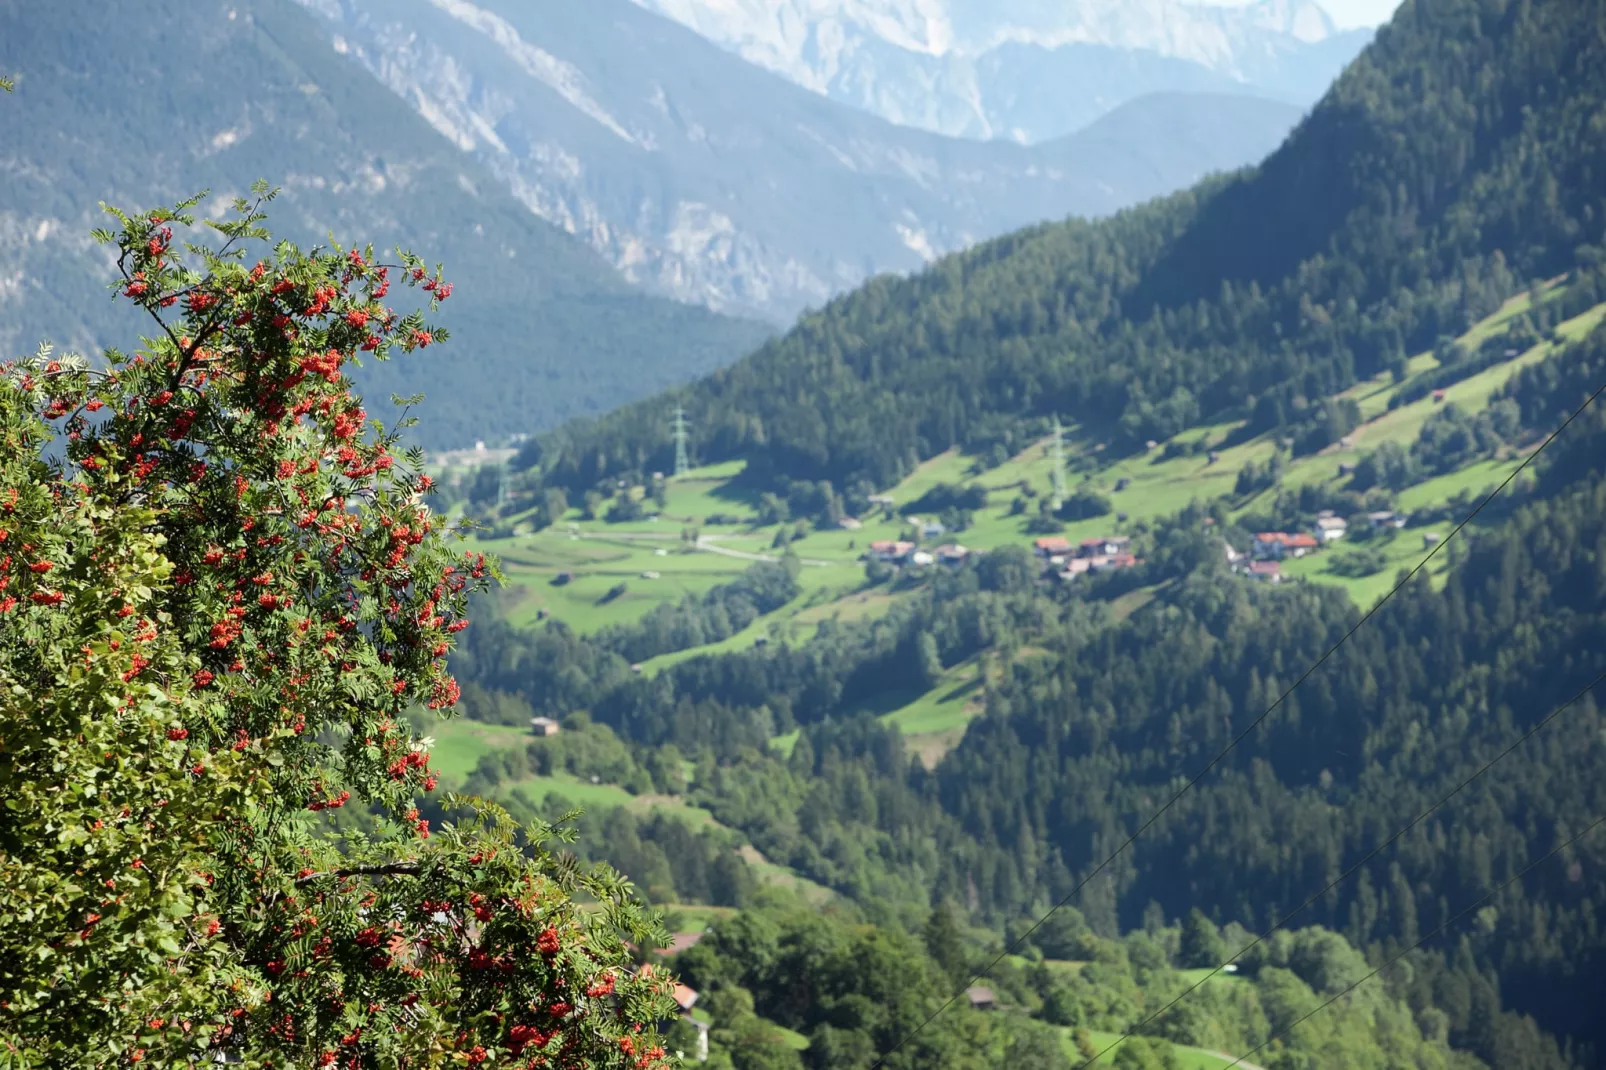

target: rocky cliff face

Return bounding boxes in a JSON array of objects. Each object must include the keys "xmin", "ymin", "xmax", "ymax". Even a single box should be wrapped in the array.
[{"xmin": 294, "ymin": 0, "xmax": 1304, "ymax": 323}]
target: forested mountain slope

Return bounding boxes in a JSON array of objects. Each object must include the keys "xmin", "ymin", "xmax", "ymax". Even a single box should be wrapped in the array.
[
  {"xmin": 453, "ymin": 323, "xmax": 1606, "ymax": 1067},
  {"xmin": 528, "ymin": 0, "xmax": 1606, "ymax": 496},
  {"xmin": 0, "ymin": 0, "xmax": 770, "ymax": 448},
  {"xmin": 443, "ymin": 1, "xmax": 1606, "ymax": 1062}
]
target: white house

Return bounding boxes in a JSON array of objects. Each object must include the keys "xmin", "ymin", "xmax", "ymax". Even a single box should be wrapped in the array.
[
  {"xmin": 1248, "ymin": 560, "xmax": 1283, "ymax": 583},
  {"xmin": 1315, "ymin": 516, "xmax": 1348, "ymax": 543},
  {"xmin": 671, "ymin": 984, "xmax": 708, "ymax": 1062},
  {"xmin": 1079, "ymin": 536, "xmax": 1130, "ymax": 558}
]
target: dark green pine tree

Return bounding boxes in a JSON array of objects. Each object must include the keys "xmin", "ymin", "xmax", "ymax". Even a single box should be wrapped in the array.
[
  {"xmin": 923, "ymin": 903, "xmax": 970, "ymax": 989},
  {"xmin": 1178, "ymin": 909, "xmax": 1227, "ymax": 970}
]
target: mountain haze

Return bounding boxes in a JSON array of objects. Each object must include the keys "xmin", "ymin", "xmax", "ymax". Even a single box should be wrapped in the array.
[
  {"xmin": 292, "ymin": 0, "xmax": 1303, "ymax": 324},
  {"xmin": 630, "ymin": 0, "xmax": 1375, "ymax": 142},
  {"xmin": 0, "ymin": 0, "xmax": 771, "ymax": 449}
]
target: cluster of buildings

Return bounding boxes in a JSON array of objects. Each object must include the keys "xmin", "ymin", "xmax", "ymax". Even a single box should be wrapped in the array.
[
  {"xmin": 1228, "ymin": 524, "xmax": 1329, "ymax": 583},
  {"xmin": 1227, "ymin": 509, "xmax": 1409, "ymax": 583},
  {"xmin": 1033, "ymin": 535, "xmax": 1141, "ymax": 582},
  {"xmin": 866, "ymin": 540, "xmax": 972, "ymax": 567},
  {"xmin": 860, "ymin": 531, "xmax": 1144, "ymax": 584}
]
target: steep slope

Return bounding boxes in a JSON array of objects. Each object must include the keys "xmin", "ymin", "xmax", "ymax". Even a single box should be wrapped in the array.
[
  {"xmin": 290, "ymin": 0, "xmax": 1302, "ymax": 323},
  {"xmin": 0, "ymin": 0, "xmax": 770, "ymax": 449},
  {"xmin": 531, "ymin": 0, "xmax": 1606, "ymax": 497},
  {"xmin": 630, "ymin": 0, "xmax": 1374, "ymax": 141}
]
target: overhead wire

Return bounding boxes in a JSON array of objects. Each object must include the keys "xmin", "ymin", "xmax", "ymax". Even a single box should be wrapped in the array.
[{"xmin": 866, "ymin": 377, "xmax": 1606, "ymax": 1069}]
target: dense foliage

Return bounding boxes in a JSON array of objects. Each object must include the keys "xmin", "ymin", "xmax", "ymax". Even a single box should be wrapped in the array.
[
  {"xmin": 655, "ymin": 893, "xmax": 1495, "ymax": 1070},
  {"xmin": 523, "ymin": 0, "xmax": 1606, "ymax": 499},
  {"xmin": 0, "ymin": 196, "xmax": 675, "ymax": 1067}
]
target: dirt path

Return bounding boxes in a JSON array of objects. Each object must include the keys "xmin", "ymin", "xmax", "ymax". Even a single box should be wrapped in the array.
[
  {"xmin": 694, "ymin": 534, "xmax": 833, "ymax": 567},
  {"xmin": 562, "ymin": 527, "xmax": 835, "ymax": 567},
  {"xmin": 1204, "ymin": 1051, "xmax": 1266, "ymax": 1070}
]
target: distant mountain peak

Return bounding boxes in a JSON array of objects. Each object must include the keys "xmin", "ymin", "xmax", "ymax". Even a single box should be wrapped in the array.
[
  {"xmin": 1230, "ymin": 0, "xmax": 1338, "ymax": 43},
  {"xmin": 285, "ymin": 0, "xmax": 1301, "ymax": 326},
  {"xmin": 629, "ymin": 0, "xmax": 1364, "ymax": 141},
  {"xmin": 422, "ymin": 0, "xmax": 644, "ymax": 146},
  {"xmin": 631, "ymin": 0, "xmax": 1342, "ymax": 65}
]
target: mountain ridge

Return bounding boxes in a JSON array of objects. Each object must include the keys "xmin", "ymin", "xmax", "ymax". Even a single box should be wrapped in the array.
[{"xmin": 292, "ymin": 0, "xmax": 1304, "ymax": 324}]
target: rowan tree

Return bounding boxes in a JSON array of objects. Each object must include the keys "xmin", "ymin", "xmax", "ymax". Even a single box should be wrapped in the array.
[{"xmin": 0, "ymin": 187, "xmax": 676, "ymax": 1068}]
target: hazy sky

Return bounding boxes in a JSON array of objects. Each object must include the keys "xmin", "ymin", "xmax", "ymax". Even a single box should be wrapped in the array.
[{"xmin": 1193, "ymin": 0, "xmax": 1404, "ymax": 30}]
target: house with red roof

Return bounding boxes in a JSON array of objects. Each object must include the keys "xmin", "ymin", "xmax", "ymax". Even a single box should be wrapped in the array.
[
  {"xmin": 1033, "ymin": 536, "xmax": 1072, "ymax": 557},
  {"xmin": 867, "ymin": 540, "xmax": 916, "ymax": 563},
  {"xmin": 1249, "ymin": 560, "xmax": 1283, "ymax": 583},
  {"xmin": 1253, "ymin": 532, "xmax": 1319, "ymax": 560}
]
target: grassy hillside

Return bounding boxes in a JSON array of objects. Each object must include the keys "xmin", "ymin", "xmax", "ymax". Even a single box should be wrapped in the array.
[
  {"xmin": 442, "ymin": 286, "xmax": 1603, "ymax": 801},
  {"xmin": 466, "ymin": 290, "xmax": 1603, "ymax": 643},
  {"xmin": 428, "ymin": 718, "xmax": 835, "ymax": 905}
]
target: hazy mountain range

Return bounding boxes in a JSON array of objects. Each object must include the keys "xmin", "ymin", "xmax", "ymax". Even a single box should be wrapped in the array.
[
  {"xmin": 291, "ymin": 0, "xmax": 1304, "ymax": 324},
  {"xmin": 628, "ymin": 0, "xmax": 1375, "ymax": 142},
  {"xmin": 3, "ymin": 0, "xmax": 1327, "ymax": 446},
  {"xmin": 0, "ymin": 0, "xmax": 771, "ymax": 448}
]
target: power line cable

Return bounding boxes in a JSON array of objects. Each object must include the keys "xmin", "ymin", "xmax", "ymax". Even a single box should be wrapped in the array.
[
  {"xmin": 1215, "ymin": 814, "xmax": 1605, "ymax": 1070},
  {"xmin": 867, "ymin": 377, "xmax": 1605, "ymax": 1069},
  {"xmin": 1076, "ymin": 667, "xmax": 1606, "ymax": 1068}
]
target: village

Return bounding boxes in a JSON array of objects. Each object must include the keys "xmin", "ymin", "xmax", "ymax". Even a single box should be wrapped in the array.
[
  {"xmin": 856, "ymin": 507, "xmax": 1430, "ymax": 588},
  {"xmin": 861, "ymin": 522, "xmax": 1145, "ymax": 584},
  {"xmin": 1221, "ymin": 509, "xmax": 1422, "ymax": 583}
]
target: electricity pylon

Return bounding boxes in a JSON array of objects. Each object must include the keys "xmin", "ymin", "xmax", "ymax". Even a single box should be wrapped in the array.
[
  {"xmin": 1049, "ymin": 415, "xmax": 1067, "ymax": 511},
  {"xmin": 672, "ymin": 406, "xmax": 691, "ymax": 478}
]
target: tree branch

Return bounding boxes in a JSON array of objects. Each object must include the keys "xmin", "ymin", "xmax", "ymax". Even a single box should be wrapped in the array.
[{"xmin": 293, "ymin": 861, "xmax": 421, "ymax": 887}]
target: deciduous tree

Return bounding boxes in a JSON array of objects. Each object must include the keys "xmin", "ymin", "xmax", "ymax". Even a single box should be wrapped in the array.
[{"xmin": 0, "ymin": 189, "xmax": 674, "ymax": 1068}]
